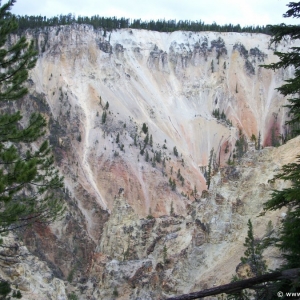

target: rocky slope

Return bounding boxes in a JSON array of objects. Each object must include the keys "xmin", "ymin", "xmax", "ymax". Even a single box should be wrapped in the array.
[
  {"xmin": 22, "ymin": 24, "xmax": 296, "ymax": 218},
  {"xmin": 4, "ymin": 136, "xmax": 300, "ymax": 299},
  {"xmin": 3, "ymin": 25, "xmax": 300, "ymax": 299}
]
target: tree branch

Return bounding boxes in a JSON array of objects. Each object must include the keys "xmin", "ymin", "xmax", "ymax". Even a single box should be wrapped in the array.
[{"xmin": 165, "ymin": 268, "xmax": 300, "ymax": 300}]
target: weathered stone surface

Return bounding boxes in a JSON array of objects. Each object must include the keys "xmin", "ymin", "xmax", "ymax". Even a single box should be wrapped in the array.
[{"xmin": 4, "ymin": 26, "xmax": 300, "ymax": 299}]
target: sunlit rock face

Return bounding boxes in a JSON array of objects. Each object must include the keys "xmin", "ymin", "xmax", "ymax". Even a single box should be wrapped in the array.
[
  {"xmin": 20, "ymin": 25, "xmax": 295, "ymax": 220},
  {"xmin": 7, "ymin": 25, "xmax": 300, "ymax": 298}
]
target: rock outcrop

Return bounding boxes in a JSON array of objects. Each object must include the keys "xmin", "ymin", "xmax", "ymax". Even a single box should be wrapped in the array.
[{"xmin": 3, "ymin": 26, "xmax": 299, "ymax": 299}]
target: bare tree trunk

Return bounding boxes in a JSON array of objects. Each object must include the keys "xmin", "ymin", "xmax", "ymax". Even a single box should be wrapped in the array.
[{"xmin": 165, "ymin": 268, "xmax": 300, "ymax": 300}]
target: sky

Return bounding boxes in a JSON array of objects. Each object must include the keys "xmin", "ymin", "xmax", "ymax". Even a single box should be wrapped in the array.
[{"xmin": 11, "ymin": 0, "xmax": 300, "ymax": 27}]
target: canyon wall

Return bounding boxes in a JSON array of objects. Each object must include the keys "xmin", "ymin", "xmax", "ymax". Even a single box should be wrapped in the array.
[{"xmin": 4, "ymin": 25, "xmax": 300, "ymax": 299}]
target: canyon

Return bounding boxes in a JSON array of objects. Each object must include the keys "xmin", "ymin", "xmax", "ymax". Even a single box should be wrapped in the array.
[{"xmin": 1, "ymin": 25, "xmax": 300, "ymax": 299}]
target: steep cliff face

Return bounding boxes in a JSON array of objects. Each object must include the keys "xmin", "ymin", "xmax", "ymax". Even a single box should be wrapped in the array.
[
  {"xmin": 73, "ymin": 137, "xmax": 300, "ymax": 300},
  {"xmin": 20, "ymin": 25, "xmax": 295, "ymax": 218},
  {"xmin": 6, "ymin": 25, "xmax": 300, "ymax": 298}
]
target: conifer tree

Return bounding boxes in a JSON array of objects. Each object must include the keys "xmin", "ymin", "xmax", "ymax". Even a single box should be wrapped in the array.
[
  {"xmin": 0, "ymin": 1, "xmax": 64, "ymax": 297},
  {"xmin": 173, "ymin": 146, "xmax": 178, "ymax": 157},
  {"xmin": 144, "ymin": 132, "xmax": 149, "ymax": 145},
  {"xmin": 0, "ymin": 0, "xmax": 64, "ymax": 255},
  {"xmin": 145, "ymin": 149, "xmax": 149, "ymax": 162},
  {"xmin": 206, "ymin": 148, "xmax": 214, "ymax": 189},
  {"xmin": 241, "ymin": 220, "xmax": 267, "ymax": 277},
  {"xmin": 260, "ymin": 2, "xmax": 300, "ymax": 296},
  {"xmin": 142, "ymin": 123, "xmax": 148, "ymax": 134},
  {"xmin": 101, "ymin": 111, "xmax": 107, "ymax": 123},
  {"xmin": 149, "ymin": 134, "xmax": 153, "ymax": 147}
]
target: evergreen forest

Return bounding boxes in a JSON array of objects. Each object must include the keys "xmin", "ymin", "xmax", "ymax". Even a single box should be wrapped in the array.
[{"xmin": 14, "ymin": 14, "xmax": 271, "ymax": 34}]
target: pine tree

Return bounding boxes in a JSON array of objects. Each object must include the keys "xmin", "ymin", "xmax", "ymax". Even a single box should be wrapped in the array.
[
  {"xmin": 144, "ymin": 132, "xmax": 149, "ymax": 145},
  {"xmin": 260, "ymin": 2, "xmax": 300, "ymax": 296},
  {"xmin": 101, "ymin": 111, "xmax": 107, "ymax": 124},
  {"xmin": 228, "ymin": 220, "xmax": 270, "ymax": 300},
  {"xmin": 0, "ymin": 0, "xmax": 64, "ymax": 259},
  {"xmin": 173, "ymin": 146, "xmax": 178, "ymax": 157},
  {"xmin": 206, "ymin": 148, "xmax": 214, "ymax": 189},
  {"xmin": 172, "ymin": 179, "xmax": 176, "ymax": 191},
  {"xmin": 149, "ymin": 134, "xmax": 153, "ymax": 147},
  {"xmin": 145, "ymin": 149, "xmax": 149, "ymax": 162},
  {"xmin": 142, "ymin": 123, "xmax": 148, "ymax": 134},
  {"xmin": 134, "ymin": 134, "xmax": 137, "ymax": 146},
  {"xmin": 241, "ymin": 220, "xmax": 267, "ymax": 277}
]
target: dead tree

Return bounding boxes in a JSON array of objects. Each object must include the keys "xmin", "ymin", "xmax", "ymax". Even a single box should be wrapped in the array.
[{"xmin": 165, "ymin": 268, "xmax": 300, "ymax": 300}]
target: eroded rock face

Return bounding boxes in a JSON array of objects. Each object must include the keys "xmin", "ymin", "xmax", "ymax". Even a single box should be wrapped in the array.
[
  {"xmin": 71, "ymin": 137, "xmax": 299, "ymax": 299},
  {"xmin": 0, "ymin": 235, "xmax": 67, "ymax": 300},
  {"xmin": 5, "ymin": 26, "xmax": 300, "ymax": 299},
  {"xmin": 18, "ymin": 25, "xmax": 296, "ymax": 218}
]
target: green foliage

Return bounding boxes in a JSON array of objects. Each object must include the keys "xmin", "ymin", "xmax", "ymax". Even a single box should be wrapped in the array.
[
  {"xmin": 169, "ymin": 177, "xmax": 176, "ymax": 191},
  {"xmin": 163, "ymin": 245, "xmax": 167, "ymax": 263},
  {"xmin": 263, "ymin": 158, "xmax": 300, "ymax": 269},
  {"xmin": 68, "ymin": 293, "xmax": 79, "ymax": 300},
  {"xmin": 234, "ymin": 130, "xmax": 248, "ymax": 159},
  {"xmin": 116, "ymin": 132, "xmax": 119, "ymax": 144},
  {"xmin": 262, "ymin": 22, "xmax": 300, "ymax": 135},
  {"xmin": 105, "ymin": 101, "xmax": 109, "ymax": 110},
  {"xmin": 140, "ymin": 147, "xmax": 144, "ymax": 155},
  {"xmin": 149, "ymin": 134, "xmax": 153, "ymax": 147},
  {"xmin": 193, "ymin": 185, "xmax": 198, "ymax": 196},
  {"xmin": 226, "ymin": 275, "xmax": 252, "ymax": 300},
  {"xmin": 144, "ymin": 132, "xmax": 149, "ymax": 145},
  {"xmin": 14, "ymin": 14, "xmax": 271, "ymax": 34},
  {"xmin": 145, "ymin": 149, "xmax": 149, "ymax": 162},
  {"xmin": 240, "ymin": 220, "xmax": 267, "ymax": 277},
  {"xmin": 224, "ymin": 142, "xmax": 229, "ymax": 154},
  {"xmin": 142, "ymin": 123, "xmax": 148, "ymax": 134},
  {"xmin": 101, "ymin": 111, "xmax": 107, "ymax": 124},
  {"xmin": 0, "ymin": 281, "xmax": 11, "ymax": 299},
  {"xmin": 206, "ymin": 148, "xmax": 214, "ymax": 189},
  {"xmin": 212, "ymin": 109, "xmax": 232, "ymax": 126},
  {"xmin": 67, "ymin": 267, "xmax": 76, "ymax": 283},
  {"xmin": 0, "ymin": 1, "xmax": 64, "ymax": 297},
  {"xmin": 0, "ymin": 0, "xmax": 64, "ymax": 238},
  {"xmin": 227, "ymin": 220, "xmax": 274, "ymax": 300},
  {"xmin": 211, "ymin": 60, "xmax": 214, "ymax": 73},
  {"xmin": 271, "ymin": 125, "xmax": 280, "ymax": 147},
  {"xmin": 259, "ymin": 4, "xmax": 300, "ymax": 296},
  {"xmin": 155, "ymin": 150, "xmax": 162, "ymax": 163},
  {"xmin": 112, "ymin": 287, "xmax": 119, "ymax": 297},
  {"xmin": 173, "ymin": 146, "xmax": 178, "ymax": 157},
  {"xmin": 152, "ymin": 156, "xmax": 156, "ymax": 167}
]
